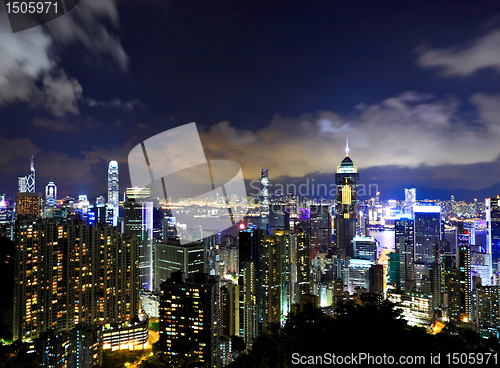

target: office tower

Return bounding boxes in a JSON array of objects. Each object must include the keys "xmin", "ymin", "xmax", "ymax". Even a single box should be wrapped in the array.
[
  {"xmin": 334, "ymin": 140, "xmax": 359, "ymax": 260},
  {"xmin": 45, "ymin": 181, "xmax": 57, "ymax": 207},
  {"xmin": 124, "ymin": 187, "xmax": 154, "ymax": 291},
  {"xmin": 18, "ymin": 156, "xmax": 36, "ymax": 193},
  {"xmin": 310, "ymin": 203, "xmax": 332, "ymax": 257},
  {"xmin": 486, "ymin": 196, "xmax": 499, "ymax": 272},
  {"xmin": 413, "ymin": 206, "xmax": 441, "ymax": 264},
  {"xmin": 107, "ymin": 160, "xmax": 119, "ymax": 226},
  {"xmin": 352, "ymin": 235, "xmax": 378, "ymax": 263},
  {"xmin": 159, "ymin": 272, "xmax": 220, "ymax": 367},
  {"xmin": 13, "ymin": 218, "xmax": 139, "ymax": 341},
  {"xmin": 344, "ymin": 259, "xmax": 371, "ymax": 294},
  {"xmin": 154, "ymin": 240, "xmax": 206, "ymax": 291},
  {"xmin": 395, "ymin": 214, "xmax": 414, "ymax": 290},
  {"xmin": 220, "ymin": 281, "xmax": 240, "ymax": 337},
  {"xmin": 0, "ymin": 195, "xmax": 14, "ymax": 239},
  {"xmin": 87, "ymin": 203, "xmax": 107, "ymax": 225},
  {"xmin": 261, "ymin": 231, "xmax": 292, "ymax": 328},
  {"xmin": 369, "ymin": 264, "xmax": 384, "ymax": 294},
  {"xmin": 404, "ymin": 188, "xmax": 416, "ymax": 213},
  {"xmin": 295, "ymin": 226, "xmax": 311, "ymax": 296},
  {"xmin": 15, "ymin": 192, "xmax": 42, "ymax": 218},
  {"xmin": 260, "ymin": 169, "xmax": 269, "ymax": 218},
  {"xmin": 39, "ymin": 324, "xmax": 103, "ymax": 368},
  {"xmin": 238, "ymin": 223, "xmax": 262, "ymax": 279},
  {"xmin": 238, "ymin": 224, "xmax": 263, "ymax": 342}
]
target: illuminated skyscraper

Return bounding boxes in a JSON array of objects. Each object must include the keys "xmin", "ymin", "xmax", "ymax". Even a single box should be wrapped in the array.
[
  {"xmin": 413, "ymin": 206, "xmax": 441, "ymax": 264},
  {"xmin": 18, "ymin": 156, "xmax": 36, "ymax": 193},
  {"xmin": 404, "ymin": 188, "xmax": 416, "ymax": 214},
  {"xmin": 448, "ymin": 224, "xmax": 472, "ymax": 325},
  {"xmin": 45, "ymin": 181, "xmax": 57, "ymax": 207},
  {"xmin": 124, "ymin": 187, "xmax": 153, "ymax": 291},
  {"xmin": 260, "ymin": 169, "xmax": 269, "ymax": 218},
  {"xmin": 486, "ymin": 196, "xmax": 499, "ymax": 272},
  {"xmin": 395, "ymin": 214, "xmax": 414, "ymax": 290},
  {"xmin": 108, "ymin": 160, "xmax": 119, "ymax": 226},
  {"xmin": 154, "ymin": 240, "xmax": 207, "ymax": 291},
  {"xmin": 159, "ymin": 272, "xmax": 220, "ymax": 367},
  {"xmin": 238, "ymin": 223, "xmax": 262, "ymax": 344},
  {"xmin": 310, "ymin": 203, "xmax": 332, "ymax": 257},
  {"xmin": 334, "ymin": 139, "xmax": 359, "ymax": 260}
]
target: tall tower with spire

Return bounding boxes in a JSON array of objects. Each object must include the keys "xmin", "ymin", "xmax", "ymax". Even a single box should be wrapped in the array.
[
  {"xmin": 334, "ymin": 137, "xmax": 359, "ymax": 260},
  {"xmin": 18, "ymin": 156, "xmax": 35, "ymax": 193},
  {"xmin": 108, "ymin": 160, "xmax": 119, "ymax": 226}
]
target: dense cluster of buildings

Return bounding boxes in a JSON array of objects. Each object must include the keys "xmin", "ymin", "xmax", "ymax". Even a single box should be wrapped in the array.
[{"xmin": 2, "ymin": 146, "xmax": 500, "ymax": 367}]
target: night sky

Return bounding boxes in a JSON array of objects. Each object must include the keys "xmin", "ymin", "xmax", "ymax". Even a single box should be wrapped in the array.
[{"xmin": 2, "ymin": 0, "xmax": 500, "ymax": 202}]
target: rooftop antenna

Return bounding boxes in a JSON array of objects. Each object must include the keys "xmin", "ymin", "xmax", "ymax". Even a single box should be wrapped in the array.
[{"xmin": 345, "ymin": 134, "xmax": 349, "ymax": 157}]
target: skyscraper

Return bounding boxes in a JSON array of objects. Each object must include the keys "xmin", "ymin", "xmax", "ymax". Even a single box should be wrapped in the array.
[
  {"xmin": 455, "ymin": 223, "xmax": 472, "ymax": 324},
  {"xmin": 45, "ymin": 181, "xmax": 57, "ymax": 207},
  {"xmin": 486, "ymin": 196, "xmax": 499, "ymax": 272},
  {"xmin": 310, "ymin": 203, "xmax": 332, "ymax": 257},
  {"xmin": 404, "ymin": 188, "xmax": 416, "ymax": 213},
  {"xmin": 154, "ymin": 240, "xmax": 207, "ymax": 291},
  {"xmin": 15, "ymin": 192, "xmax": 42, "ymax": 219},
  {"xmin": 108, "ymin": 160, "xmax": 119, "ymax": 226},
  {"xmin": 18, "ymin": 156, "xmax": 36, "ymax": 193},
  {"xmin": 13, "ymin": 218, "xmax": 139, "ymax": 341},
  {"xmin": 124, "ymin": 187, "xmax": 154, "ymax": 291},
  {"xmin": 395, "ymin": 214, "xmax": 414, "ymax": 290},
  {"xmin": 261, "ymin": 231, "xmax": 292, "ymax": 328},
  {"xmin": 260, "ymin": 169, "xmax": 269, "ymax": 218},
  {"xmin": 334, "ymin": 139, "xmax": 359, "ymax": 260},
  {"xmin": 413, "ymin": 206, "xmax": 441, "ymax": 264}
]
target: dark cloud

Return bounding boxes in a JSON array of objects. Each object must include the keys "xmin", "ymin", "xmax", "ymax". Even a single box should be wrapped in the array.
[
  {"xmin": 0, "ymin": 0, "xmax": 126, "ymax": 116},
  {"xmin": 416, "ymin": 28, "xmax": 500, "ymax": 77}
]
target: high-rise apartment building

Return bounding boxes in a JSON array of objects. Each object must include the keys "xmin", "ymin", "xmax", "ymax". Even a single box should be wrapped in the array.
[
  {"xmin": 159, "ymin": 272, "xmax": 220, "ymax": 368},
  {"xmin": 261, "ymin": 231, "xmax": 292, "ymax": 328},
  {"xmin": 15, "ymin": 192, "xmax": 42, "ymax": 219},
  {"xmin": 13, "ymin": 218, "xmax": 139, "ymax": 341},
  {"xmin": 220, "ymin": 281, "xmax": 240, "ymax": 337},
  {"xmin": 295, "ymin": 226, "xmax": 310, "ymax": 296}
]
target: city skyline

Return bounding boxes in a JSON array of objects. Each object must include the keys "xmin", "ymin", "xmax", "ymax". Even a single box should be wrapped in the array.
[{"xmin": 2, "ymin": 1, "xmax": 500, "ymax": 200}]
